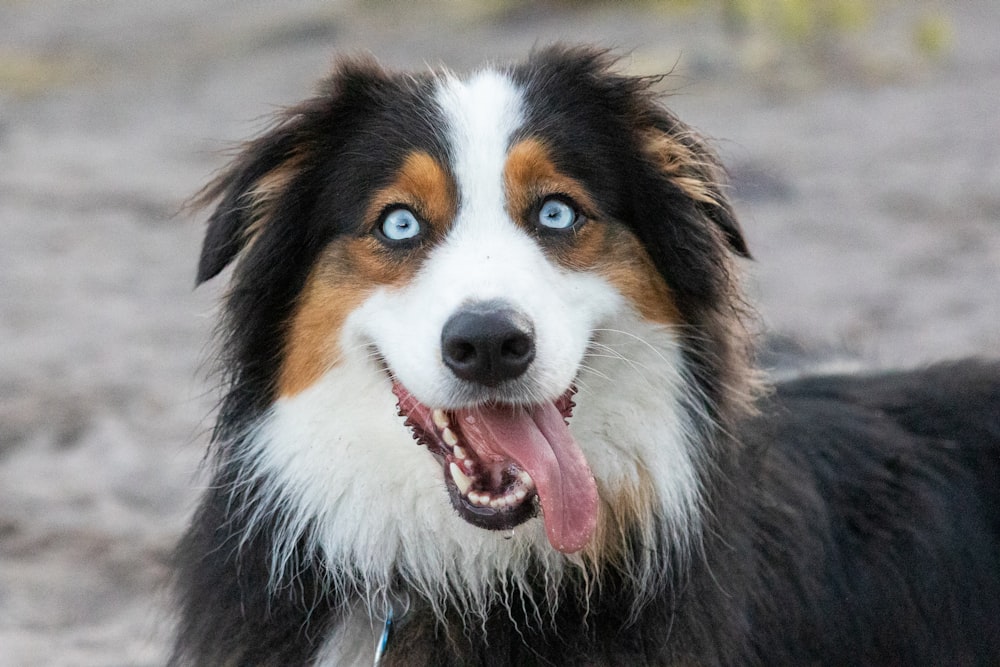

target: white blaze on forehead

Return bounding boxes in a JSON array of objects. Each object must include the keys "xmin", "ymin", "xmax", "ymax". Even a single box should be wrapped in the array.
[
  {"xmin": 435, "ymin": 68, "xmax": 524, "ymax": 231},
  {"xmin": 426, "ymin": 69, "xmax": 551, "ymax": 305}
]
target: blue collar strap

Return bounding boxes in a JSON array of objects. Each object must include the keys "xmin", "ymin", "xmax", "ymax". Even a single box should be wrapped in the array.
[{"xmin": 373, "ymin": 606, "xmax": 394, "ymax": 667}]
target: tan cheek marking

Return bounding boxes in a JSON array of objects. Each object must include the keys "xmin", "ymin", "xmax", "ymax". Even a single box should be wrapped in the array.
[
  {"xmin": 279, "ymin": 151, "xmax": 455, "ymax": 398},
  {"xmin": 594, "ymin": 224, "xmax": 679, "ymax": 325},
  {"xmin": 278, "ymin": 237, "xmax": 419, "ymax": 397},
  {"xmin": 524, "ymin": 215, "xmax": 657, "ymax": 328}
]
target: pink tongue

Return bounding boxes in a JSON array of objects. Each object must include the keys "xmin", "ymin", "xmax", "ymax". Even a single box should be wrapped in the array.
[{"xmin": 458, "ymin": 403, "xmax": 598, "ymax": 553}]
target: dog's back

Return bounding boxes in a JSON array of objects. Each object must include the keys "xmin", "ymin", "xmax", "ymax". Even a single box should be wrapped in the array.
[{"xmin": 738, "ymin": 360, "xmax": 1000, "ymax": 664}]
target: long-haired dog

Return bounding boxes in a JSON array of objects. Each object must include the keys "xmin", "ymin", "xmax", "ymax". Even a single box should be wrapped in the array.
[{"xmin": 172, "ymin": 47, "xmax": 1000, "ymax": 665}]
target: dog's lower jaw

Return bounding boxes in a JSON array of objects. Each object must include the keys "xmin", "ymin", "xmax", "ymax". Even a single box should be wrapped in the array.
[
  {"xmin": 392, "ymin": 381, "xmax": 544, "ymax": 531},
  {"xmin": 392, "ymin": 381, "xmax": 601, "ymax": 552}
]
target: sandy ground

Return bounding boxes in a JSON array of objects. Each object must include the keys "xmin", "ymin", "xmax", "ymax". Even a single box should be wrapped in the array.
[{"xmin": 1, "ymin": 1, "xmax": 998, "ymax": 665}]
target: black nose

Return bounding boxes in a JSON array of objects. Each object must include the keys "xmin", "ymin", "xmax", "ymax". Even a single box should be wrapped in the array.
[{"xmin": 441, "ymin": 302, "xmax": 535, "ymax": 387}]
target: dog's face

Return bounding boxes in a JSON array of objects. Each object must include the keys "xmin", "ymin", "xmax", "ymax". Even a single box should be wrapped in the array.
[{"xmin": 198, "ymin": 47, "xmax": 747, "ymax": 611}]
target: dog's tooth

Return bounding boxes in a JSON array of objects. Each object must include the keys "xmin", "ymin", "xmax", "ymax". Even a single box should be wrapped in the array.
[
  {"xmin": 432, "ymin": 409, "xmax": 449, "ymax": 430},
  {"xmin": 450, "ymin": 462, "xmax": 473, "ymax": 495},
  {"xmin": 513, "ymin": 488, "xmax": 527, "ymax": 501},
  {"xmin": 517, "ymin": 470, "xmax": 534, "ymax": 487},
  {"xmin": 442, "ymin": 427, "xmax": 459, "ymax": 447},
  {"xmin": 489, "ymin": 497, "xmax": 504, "ymax": 509},
  {"xmin": 453, "ymin": 446, "xmax": 468, "ymax": 460}
]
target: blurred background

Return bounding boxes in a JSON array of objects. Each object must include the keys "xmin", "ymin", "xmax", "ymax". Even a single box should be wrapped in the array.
[{"xmin": 1, "ymin": 1, "xmax": 997, "ymax": 664}]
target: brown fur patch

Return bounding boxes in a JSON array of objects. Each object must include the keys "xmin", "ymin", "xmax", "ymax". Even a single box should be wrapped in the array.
[
  {"xmin": 278, "ymin": 242, "xmax": 372, "ymax": 397},
  {"xmin": 278, "ymin": 151, "xmax": 456, "ymax": 397},
  {"xmin": 640, "ymin": 129, "xmax": 721, "ymax": 207},
  {"xmin": 503, "ymin": 138, "xmax": 598, "ymax": 227},
  {"xmin": 593, "ymin": 224, "xmax": 680, "ymax": 325},
  {"xmin": 241, "ymin": 151, "xmax": 310, "ymax": 245},
  {"xmin": 364, "ymin": 151, "xmax": 456, "ymax": 237},
  {"xmin": 504, "ymin": 138, "xmax": 678, "ymax": 324},
  {"xmin": 581, "ymin": 468, "xmax": 659, "ymax": 576}
]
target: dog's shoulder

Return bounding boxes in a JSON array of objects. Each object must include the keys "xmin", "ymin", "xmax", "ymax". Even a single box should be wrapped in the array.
[
  {"xmin": 771, "ymin": 359, "xmax": 1000, "ymax": 441},
  {"xmin": 744, "ymin": 358, "xmax": 1000, "ymax": 536},
  {"xmin": 732, "ymin": 359, "xmax": 1000, "ymax": 664}
]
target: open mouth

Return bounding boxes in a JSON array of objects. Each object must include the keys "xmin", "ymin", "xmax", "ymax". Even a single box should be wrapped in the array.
[{"xmin": 393, "ymin": 383, "xmax": 599, "ymax": 554}]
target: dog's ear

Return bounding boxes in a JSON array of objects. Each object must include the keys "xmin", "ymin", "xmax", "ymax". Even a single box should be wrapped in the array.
[
  {"xmin": 193, "ymin": 129, "xmax": 307, "ymax": 284},
  {"xmin": 639, "ymin": 115, "xmax": 750, "ymax": 259},
  {"xmin": 193, "ymin": 57, "xmax": 384, "ymax": 285}
]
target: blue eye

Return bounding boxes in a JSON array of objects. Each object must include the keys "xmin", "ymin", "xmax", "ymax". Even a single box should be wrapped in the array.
[
  {"xmin": 537, "ymin": 198, "xmax": 578, "ymax": 230},
  {"xmin": 380, "ymin": 207, "xmax": 422, "ymax": 242}
]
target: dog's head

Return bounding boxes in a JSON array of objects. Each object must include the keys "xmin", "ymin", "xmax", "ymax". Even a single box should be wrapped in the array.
[{"xmin": 197, "ymin": 46, "xmax": 749, "ymax": 612}]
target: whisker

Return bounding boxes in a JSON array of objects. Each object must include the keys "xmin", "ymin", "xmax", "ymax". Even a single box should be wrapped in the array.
[{"xmin": 575, "ymin": 364, "xmax": 612, "ymax": 384}]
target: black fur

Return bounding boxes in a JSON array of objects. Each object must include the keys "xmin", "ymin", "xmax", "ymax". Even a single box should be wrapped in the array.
[{"xmin": 173, "ymin": 47, "xmax": 1000, "ymax": 665}]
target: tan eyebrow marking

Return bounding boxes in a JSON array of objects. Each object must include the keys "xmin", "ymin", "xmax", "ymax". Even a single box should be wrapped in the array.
[{"xmin": 364, "ymin": 150, "xmax": 457, "ymax": 236}]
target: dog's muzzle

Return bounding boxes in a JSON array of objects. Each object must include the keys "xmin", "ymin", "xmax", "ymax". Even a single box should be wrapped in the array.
[{"xmin": 392, "ymin": 299, "xmax": 599, "ymax": 553}]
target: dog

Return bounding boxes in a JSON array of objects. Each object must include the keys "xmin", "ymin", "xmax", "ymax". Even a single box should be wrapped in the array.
[{"xmin": 172, "ymin": 46, "xmax": 1000, "ymax": 665}]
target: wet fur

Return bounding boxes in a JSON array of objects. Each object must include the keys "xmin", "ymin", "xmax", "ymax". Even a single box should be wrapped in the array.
[{"xmin": 172, "ymin": 47, "xmax": 1000, "ymax": 666}]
